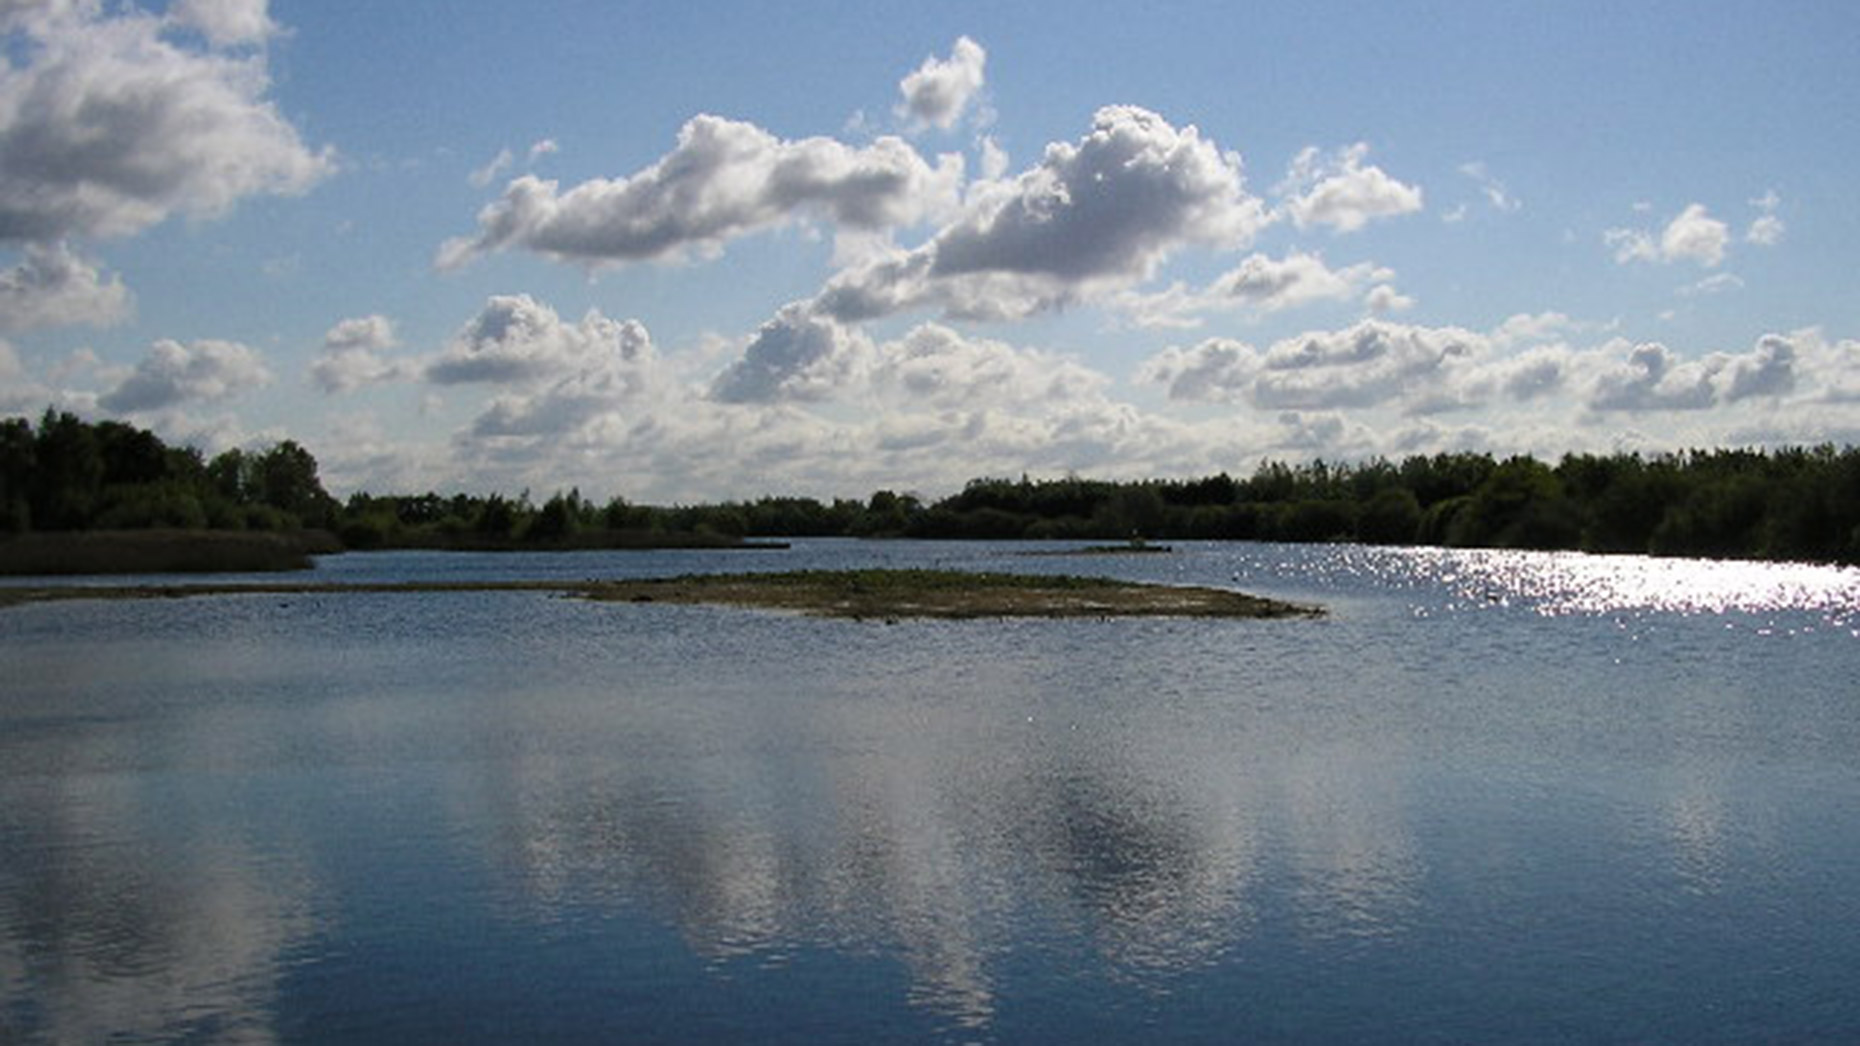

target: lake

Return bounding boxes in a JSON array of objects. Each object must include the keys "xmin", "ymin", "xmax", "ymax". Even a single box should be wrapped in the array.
[{"xmin": 2, "ymin": 539, "xmax": 1858, "ymax": 1043}]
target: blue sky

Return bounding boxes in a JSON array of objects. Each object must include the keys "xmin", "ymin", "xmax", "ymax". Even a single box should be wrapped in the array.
[{"xmin": 4, "ymin": 0, "xmax": 1858, "ymax": 501}]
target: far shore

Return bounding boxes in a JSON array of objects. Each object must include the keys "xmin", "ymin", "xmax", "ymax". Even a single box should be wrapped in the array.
[
  {"xmin": 0, "ymin": 568, "xmax": 1322, "ymax": 620},
  {"xmin": 0, "ymin": 528, "xmax": 787, "ymax": 576},
  {"xmin": 0, "ymin": 529, "xmax": 342, "ymax": 576}
]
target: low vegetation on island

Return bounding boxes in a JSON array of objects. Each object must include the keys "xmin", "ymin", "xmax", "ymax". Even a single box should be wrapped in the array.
[
  {"xmin": 0, "ymin": 569, "xmax": 1321, "ymax": 620},
  {"xmin": 6, "ymin": 410, "xmax": 1860, "ymax": 574}
]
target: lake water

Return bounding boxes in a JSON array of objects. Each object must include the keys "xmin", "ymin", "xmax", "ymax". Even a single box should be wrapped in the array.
[{"xmin": 2, "ymin": 540, "xmax": 1858, "ymax": 1043}]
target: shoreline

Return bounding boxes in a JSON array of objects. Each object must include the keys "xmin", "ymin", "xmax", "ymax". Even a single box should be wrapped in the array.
[{"xmin": 0, "ymin": 568, "xmax": 1321, "ymax": 620}]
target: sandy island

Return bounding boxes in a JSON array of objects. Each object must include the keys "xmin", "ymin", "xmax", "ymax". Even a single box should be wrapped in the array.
[{"xmin": 0, "ymin": 568, "xmax": 1321, "ymax": 620}]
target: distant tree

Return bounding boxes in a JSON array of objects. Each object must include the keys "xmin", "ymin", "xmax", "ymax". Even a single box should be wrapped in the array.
[
  {"xmin": 1652, "ymin": 476, "xmax": 1769, "ymax": 558},
  {"xmin": 528, "ymin": 489, "xmax": 585, "ymax": 542},
  {"xmin": 30, "ymin": 409, "xmax": 103, "ymax": 529},
  {"xmin": 0, "ymin": 416, "xmax": 34, "ymax": 531},
  {"xmin": 1451, "ymin": 457, "xmax": 1581, "ymax": 549},
  {"xmin": 1272, "ymin": 499, "xmax": 1358, "ymax": 544},
  {"xmin": 207, "ymin": 448, "xmax": 252, "ymax": 504},
  {"xmin": 476, "ymin": 494, "xmax": 519, "ymax": 539},
  {"xmin": 253, "ymin": 440, "xmax": 336, "ymax": 528},
  {"xmin": 1357, "ymin": 486, "xmax": 1422, "ymax": 545}
]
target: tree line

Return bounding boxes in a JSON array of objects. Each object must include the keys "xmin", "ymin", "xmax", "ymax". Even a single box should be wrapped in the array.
[{"xmin": 6, "ymin": 410, "xmax": 1860, "ymax": 563}]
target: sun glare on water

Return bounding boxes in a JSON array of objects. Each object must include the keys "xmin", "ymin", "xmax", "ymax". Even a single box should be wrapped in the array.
[{"xmin": 1332, "ymin": 546, "xmax": 1860, "ymax": 628}]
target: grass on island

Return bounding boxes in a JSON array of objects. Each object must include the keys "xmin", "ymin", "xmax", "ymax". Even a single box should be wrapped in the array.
[{"xmin": 0, "ymin": 567, "xmax": 1321, "ymax": 620}]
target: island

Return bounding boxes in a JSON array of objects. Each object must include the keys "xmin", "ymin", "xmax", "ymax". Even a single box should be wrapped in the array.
[{"xmin": 0, "ymin": 568, "xmax": 1321, "ymax": 620}]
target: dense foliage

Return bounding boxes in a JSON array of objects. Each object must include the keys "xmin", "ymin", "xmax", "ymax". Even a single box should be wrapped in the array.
[
  {"xmin": 7, "ymin": 411, "xmax": 1860, "ymax": 563},
  {"xmin": 1, "ymin": 410, "xmax": 337, "ymax": 534}
]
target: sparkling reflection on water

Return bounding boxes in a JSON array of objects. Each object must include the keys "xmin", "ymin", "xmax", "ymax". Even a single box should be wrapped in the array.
[{"xmin": 1, "ymin": 541, "xmax": 1858, "ymax": 1044}]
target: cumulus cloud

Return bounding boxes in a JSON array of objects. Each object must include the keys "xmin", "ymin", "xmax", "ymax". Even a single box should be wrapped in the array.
[
  {"xmin": 311, "ymin": 314, "xmax": 407, "ymax": 393},
  {"xmin": 1213, "ymin": 251, "xmax": 1383, "ymax": 310},
  {"xmin": 99, "ymin": 337, "xmax": 271, "ymax": 412},
  {"xmin": 816, "ymin": 105, "xmax": 1266, "ymax": 322},
  {"xmin": 1746, "ymin": 189, "xmax": 1784, "ymax": 246},
  {"xmin": 1746, "ymin": 214, "xmax": 1785, "ymax": 247},
  {"xmin": 1135, "ymin": 336, "xmax": 1258, "ymax": 403},
  {"xmin": 1489, "ymin": 311, "xmax": 1579, "ymax": 349},
  {"xmin": 1480, "ymin": 343, "xmax": 1575, "ymax": 402},
  {"xmin": 427, "ymin": 293, "xmax": 654, "ymax": 388},
  {"xmin": 1606, "ymin": 203, "xmax": 1730, "ymax": 267},
  {"xmin": 0, "ymin": 339, "xmax": 54, "ymax": 411},
  {"xmin": 437, "ymin": 115, "xmax": 963, "ymax": 269},
  {"xmin": 420, "ymin": 295, "xmax": 670, "ymax": 463},
  {"xmin": 1789, "ymin": 330, "xmax": 1860, "ymax": 404},
  {"xmin": 0, "ymin": 242, "xmax": 131, "ymax": 331},
  {"xmin": 1115, "ymin": 252, "xmax": 1395, "ymax": 328},
  {"xmin": 1364, "ymin": 283, "xmax": 1414, "ymax": 315},
  {"xmin": 710, "ymin": 303, "xmax": 872, "ymax": 403},
  {"xmin": 1140, "ymin": 320, "xmax": 1482, "ymax": 411},
  {"xmin": 1277, "ymin": 143, "xmax": 1423, "ymax": 232},
  {"xmin": 896, "ymin": 36, "xmax": 987, "ymax": 132},
  {"xmin": 0, "ymin": 0, "xmax": 332, "ymax": 244},
  {"xmin": 1660, "ymin": 204, "xmax": 1730, "ymax": 267},
  {"xmin": 1717, "ymin": 333, "xmax": 1795, "ymax": 402},
  {"xmin": 870, "ymin": 323, "xmax": 1108, "ymax": 408},
  {"xmin": 166, "ymin": 0, "xmax": 275, "ymax": 47},
  {"xmin": 1583, "ymin": 335, "xmax": 1797, "ymax": 412}
]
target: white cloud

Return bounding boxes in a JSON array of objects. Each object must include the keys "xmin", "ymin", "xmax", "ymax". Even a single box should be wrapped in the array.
[
  {"xmin": 1116, "ymin": 252, "xmax": 1395, "ymax": 327},
  {"xmin": 1788, "ymin": 330, "xmax": 1860, "ymax": 403},
  {"xmin": 436, "ymin": 115, "xmax": 963, "ymax": 269},
  {"xmin": 1135, "ymin": 337, "xmax": 1258, "ymax": 404},
  {"xmin": 1603, "ymin": 227, "xmax": 1659, "ymax": 265},
  {"xmin": 0, "ymin": 0, "xmax": 332, "ymax": 244},
  {"xmin": 869, "ymin": 323, "xmax": 1108, "ymax": 408},
  {"xmin": 1458, "ymin": 161, "xmax": 1519, "ymax": 213},
  {"xmin": 427, "ymin": 294, "xmax": 654, "ymax": 388},
  {"xmin": 1606, "ymin": 203, "xmax": 1730, "ymax": 267},
  {"xmin": 1745, "ymin": 191, "xmax": 1784, "ymax": 246},
  {"xmin": 468, "ymin": 148, "xmax": 514, "ymax": 189},
  {"xmin": 1213, "ymin": 251, "xmax": 1387, "ymax": 311},
  {"xmin": 1140, "ymin": 319, "xmax": 1482, "ymax": 412},
  {"xmin": 166, "ymin": 0, "xmax": 276, "ymax": 47},
  {"xmin": 1681, "ymin": 272, "xmax": 1745, "ymax": 297},
  {"xmin": 709, "ymin": 303, "xmax": 872, "ymax": 404},
  {"xmin": 1584, "ymin": 339, "xmax": 1753, "ymax": 412},
  {"xmin": 1273, "ymin": 409, "xmax": 1377, "ymax": 455},
  {"xmin": 1277, "ymin": 143, "xmax": 1423, "ymax": 233},
  {"xmin": 427, "ymin": 296, "xmax": 669, "ymax": 469},
  {"xmin": 896, "ymin": 36, "xmax": 987, "ymax": 132},
  {"xmin": 1716, "ymin": 333, "xmax": 1795, "ymax": 402},
  {"xmin": 0, "ymin": 243, "xmax": 131, "ymax": 331},
  {"xmin": 1364, "ymin": 283, "xmax": 1414, "ymax": 315},
  {"xmin": 1480, "ymin": 343, "xmax": 1575, "ymax": 402},
  {"xmin": 99, "ymin": 337, "xmax": 271, "ymax": 412},
  {"xmin": 1660, "ymin": 203, "xmax": 1730, "ymax": 267},
  {"xmin": 311, "ymin": 314, "xmax": 406, "ymax": 393},
  {"xmin": 977, "ymin": 135, "xmax": 1010, "ymax": 181},
  {"xmin": 1490, "ymin": 311, "xmax": 1578, "ymax": 349},
  {"xmin": 815, "ymin": 105, "xmax": 1266, "ymax": 322},
  {"xmin": 1746, "ymin": 214, "xmax": 1785, "ymax": 246},
  {"xmin": 0, "ymin": 339, "xmax": 54, "ymax": 411},
  {"xmin": 468, "ymin": 138, "xmax": 559, "ymax": 188}
]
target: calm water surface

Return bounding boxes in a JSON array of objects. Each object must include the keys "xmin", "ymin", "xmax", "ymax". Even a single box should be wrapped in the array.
[{"xmin": 2, "ymin": 540, "xmax": 1857, "ymax": 1043}]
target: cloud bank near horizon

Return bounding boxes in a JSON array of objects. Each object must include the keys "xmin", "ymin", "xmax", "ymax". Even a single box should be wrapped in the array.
[{"xmin": 2, "ymin": 5, "xmax": 1850, "ymax": 502}]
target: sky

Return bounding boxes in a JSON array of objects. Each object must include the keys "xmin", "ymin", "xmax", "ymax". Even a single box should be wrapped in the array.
[{"xmin": 3, "ymin": 0, "xmax": 1859, "ymax": 503}]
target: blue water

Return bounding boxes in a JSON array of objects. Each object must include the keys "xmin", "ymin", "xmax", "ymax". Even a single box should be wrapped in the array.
[{"xmin": 2, "ymin": 541, "xmax": 1858, "ymax": 1043}]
